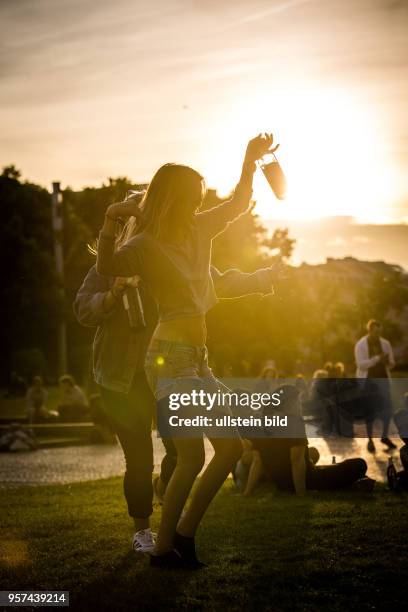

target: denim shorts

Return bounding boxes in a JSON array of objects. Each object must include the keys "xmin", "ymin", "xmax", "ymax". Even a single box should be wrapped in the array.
[{"xmin": 144, "ymin": 339, "xmax": 234, "ymax": 438}]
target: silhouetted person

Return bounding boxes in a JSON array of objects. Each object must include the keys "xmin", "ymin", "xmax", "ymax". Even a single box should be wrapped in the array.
[
  {"xmin": 355, "ymin": 319, "xmax": 396, "ymax": 453},
  {"xmin": 239, "ymin": 386, "xmax": 373, "ymax": 495},
  {"xmin": 96, "ymin": 133, "xmax": 278, "ymax": 567},
  {"xmin": 75, "ymin": 259, "xmax": 281, "ymax": 555}
]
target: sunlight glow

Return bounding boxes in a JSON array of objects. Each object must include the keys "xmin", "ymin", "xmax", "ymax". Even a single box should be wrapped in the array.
[{"xmin": 203, "ymin": 84, "xmax": 398, "ymax": 222}]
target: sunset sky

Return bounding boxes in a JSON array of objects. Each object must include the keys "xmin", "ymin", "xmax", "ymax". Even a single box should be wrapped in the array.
[{"xmin": 1, "ymin": 0, "xmax": 408, "ymax": 223}]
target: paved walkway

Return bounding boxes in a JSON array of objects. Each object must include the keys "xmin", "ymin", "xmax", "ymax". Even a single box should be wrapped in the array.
[{"xmin": 0, "ymin": 430, "xmax": 404, "ymax": 488}]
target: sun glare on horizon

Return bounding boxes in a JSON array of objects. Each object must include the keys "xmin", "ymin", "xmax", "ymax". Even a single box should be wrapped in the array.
[{"xmin": 203, "ymin": 85, "xmax": 399, "ymax": 223}]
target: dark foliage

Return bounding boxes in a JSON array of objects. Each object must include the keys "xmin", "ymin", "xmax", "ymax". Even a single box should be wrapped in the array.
[{"xmin": 1, "ymin": 166, "xmax": 406, "ymax": 384}]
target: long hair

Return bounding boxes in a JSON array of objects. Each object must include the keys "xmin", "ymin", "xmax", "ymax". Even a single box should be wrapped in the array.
[
  {"xmin": 89, "ymin": 164, "xmax": 205, "ymax": 256},
  {"xmin": 120, "ymin": 163, "xmax": 205, "ymax": 246}
]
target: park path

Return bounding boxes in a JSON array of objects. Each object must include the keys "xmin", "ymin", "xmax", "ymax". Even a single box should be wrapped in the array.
[{"xmin": 0, "ymin": 430, "xmax": 404, "ymax": 488}]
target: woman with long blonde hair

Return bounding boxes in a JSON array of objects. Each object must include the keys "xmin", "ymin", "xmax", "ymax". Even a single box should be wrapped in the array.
[{"xmin": 96, "ymin": 133, "xmax": 277, "ymax": 567}]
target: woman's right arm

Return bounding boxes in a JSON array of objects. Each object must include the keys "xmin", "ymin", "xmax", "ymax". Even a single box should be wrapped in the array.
[{"xmin": 96, "ymin": 196, "xmax": 145, "ymax": 277}]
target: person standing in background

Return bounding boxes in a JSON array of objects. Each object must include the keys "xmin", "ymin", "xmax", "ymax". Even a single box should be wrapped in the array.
[{"xmin": 354, "ymin": 319, "xmax": 396, "ymax": 453}]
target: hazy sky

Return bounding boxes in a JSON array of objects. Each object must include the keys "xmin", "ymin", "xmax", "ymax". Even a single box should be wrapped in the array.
[{"xmin": 1, "ymin": 0, "xmax": 408, "ymax": 221}]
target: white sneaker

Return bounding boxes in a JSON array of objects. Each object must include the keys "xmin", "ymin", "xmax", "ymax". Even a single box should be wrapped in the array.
[{"xmin": 132, "ymin": 529, "xmax": 156, "ymax": 554}]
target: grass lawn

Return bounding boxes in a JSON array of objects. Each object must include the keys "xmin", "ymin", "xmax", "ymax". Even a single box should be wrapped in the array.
[{"xmin": 1, "ymin": 479, "xmax": 407, "ymax": 611}]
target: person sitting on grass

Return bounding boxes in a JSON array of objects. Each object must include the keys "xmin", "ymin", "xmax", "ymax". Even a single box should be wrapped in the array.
[
  {"xmin": 234, "ymin": 385, "xmax": 375, "ymax": 496},
  {"xmin": 26, "ymin": 376, "xmax": 58, "ymax": 423},
  {"xmin": 58, "ymin": 375, "xmax": 89, "ymax": 422}
]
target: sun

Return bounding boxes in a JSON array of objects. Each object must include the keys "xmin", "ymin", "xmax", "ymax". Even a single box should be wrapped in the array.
[{"xmin": 202, "ymin": 85, "xmax": 398, "ymax": 222}]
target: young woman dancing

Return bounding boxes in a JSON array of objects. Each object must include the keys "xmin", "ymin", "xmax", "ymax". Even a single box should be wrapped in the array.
[
  {"xmin": 74, "ymin": 263, "xmax": 279, "ymax": 554},
  {"xmin": 96, "ymin": 133, "xmax": 277, "ymax": 567}
]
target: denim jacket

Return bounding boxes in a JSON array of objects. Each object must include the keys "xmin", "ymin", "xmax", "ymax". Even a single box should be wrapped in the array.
[{"xmin": 74, "ymin": 265, "xmax": 275, "ymax": 394}]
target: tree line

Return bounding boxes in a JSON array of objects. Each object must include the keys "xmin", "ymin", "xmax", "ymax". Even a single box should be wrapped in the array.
[{"xmin": 1, "ymin": 165, "xmax": 406, "ymax": 386}]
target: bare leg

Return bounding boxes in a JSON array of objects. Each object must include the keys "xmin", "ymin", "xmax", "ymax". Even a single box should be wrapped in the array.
[
  {"xmin": 154, "ymin": 437, "xmax": 205, "ymax": 555},
  {"xmin": 177, "ymin": 437, "xmax": 242, "ymax": 538},
  {"xmin": 133, "ymin": 518, "xmax": 150, "ymax": 531}
]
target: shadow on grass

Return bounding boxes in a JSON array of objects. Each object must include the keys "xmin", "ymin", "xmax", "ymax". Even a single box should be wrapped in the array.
[
  {"xmin": 198, "ymin": 481, "xmax": 317, "ymax": 610},
  {"xmin": 1, "ymin": 478, "xmax": 407, "ymax": 611},
  {"xmin": 72, "ymin": 550, "xmax": 198, "ymax": 611},
  {"xmin": 68, "ymin": 481, "xmax": 317, "ymax": 611}
]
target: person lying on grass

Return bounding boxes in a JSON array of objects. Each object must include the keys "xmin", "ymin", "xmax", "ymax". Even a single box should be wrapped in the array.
[{"xmin": 233, "ymin": 385, "xmax": 375, "ymax": 496}]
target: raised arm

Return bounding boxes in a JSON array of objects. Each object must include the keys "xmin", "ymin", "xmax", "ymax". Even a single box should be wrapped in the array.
[
  {"xmin": 197, "ymin": 134, "xmax": 279, "ymax": 237},
  {"xmin": 96, "ymin": 193, "xmax": 146, "ymax": 278}
]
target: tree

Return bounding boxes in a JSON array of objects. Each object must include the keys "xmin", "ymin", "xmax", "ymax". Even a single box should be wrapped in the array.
[
  {"xmin": 3, "ymin": 166, "xmax": 406, "ymax": 382},
  {"xmin": 2, "ymin": 165, "xmax": 21, "ymax": 180},
  {"xmin": 0, "ymin": 167, "xmax": 60, "ymax": 382},
  {"xmin": 262, "ymin": 228, "xmax": 295, "ymax": 261}
]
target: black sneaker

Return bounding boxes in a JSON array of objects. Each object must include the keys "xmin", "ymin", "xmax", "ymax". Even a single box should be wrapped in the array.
[
  {"xmin": 174, "ymin": 532, "xmax": 207, "ymax": 569},
  {"xmin": 149, "ymin": 550, "xmax": 184, "ymax": 568},
  {"xmin": 381, "ymin": 437, "xmax": 397, "ymax": 450},
  {"xmin": 150, "ymin": 548, "xmax": 206, "ymax": 570}
]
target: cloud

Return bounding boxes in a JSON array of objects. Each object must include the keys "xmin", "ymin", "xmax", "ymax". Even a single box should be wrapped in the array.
[
  {"xmin": 219, "ymin": 0, "xmax": 316, "ymax": 29},
  {"xmin": 1, "ymin": 0, "xmax": 407, "ymax": 200},
  {"xmin": 326, "ymin": 236, "xmax": 347, "ymax": 247},
  {"xmin": 353, "ymin": 235, "xmax": 371, "ymax": 244}
]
